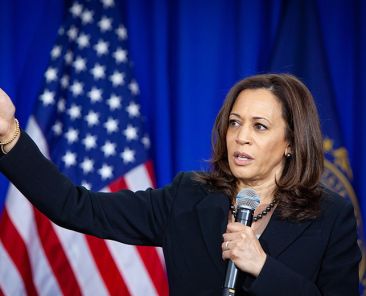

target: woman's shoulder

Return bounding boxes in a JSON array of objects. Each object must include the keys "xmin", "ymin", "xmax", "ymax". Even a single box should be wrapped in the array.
[{"xmin": 319, "ymin": 185, "xmax": 355, "ymax": 216}]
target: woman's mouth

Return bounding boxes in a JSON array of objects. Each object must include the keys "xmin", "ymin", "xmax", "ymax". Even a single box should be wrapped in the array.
[{"xmin": 233, "ymin": 151, "xmax": 254, "ymax": 165}]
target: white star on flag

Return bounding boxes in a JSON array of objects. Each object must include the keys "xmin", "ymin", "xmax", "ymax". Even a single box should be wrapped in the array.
[
  {"xmin": 110, "ymin": 71, "xmax": 124, "ymax": 86},
  {"xmin": 45, "ymin": 67, "xmax": 58, "ymax": 82},
  {"xmin": 80, "ymin": 157, "xmax": 94, "ymax": 174},
  {"xmin": 121, "ymin": 147, "xmax": 135, "ymax": 163},
  {"xmin": 85, "ymin": 111, "xmax": 100, "ymax": 127},
  {"xmin": 40, "ymin": 90, "xmax": 55, "ymax": 106},
  {"xmin": 62, "ymin": 151, "xmax": 77, "ymax": 167},
  {"xmin": 68, "ymin": 104, "xmax": 82, "ymax": 120},
  {"xmin": 107, "ymin": 94, "xmax": 122, "ymax": 110},
  {"xmin": 94, "ymin": 40, "xmax": 109, "ymax": 55},
  {"xmin": 91, "ymin": 64, "xmax": 106, "ymax": 79},
  {"xmin": 98, "ymin": 163, "xmax": 113, "ymax": 179},
  {"xmin": 101, "ymin": 141, "xmax": 116, "ymax": 157},
  {"xmin": 82, "ymin": 134, "xmax": 97, "ymax": 150},
  {"xmin": 70, "ymin": 81, "xmax": 84, "ymax": 96}
]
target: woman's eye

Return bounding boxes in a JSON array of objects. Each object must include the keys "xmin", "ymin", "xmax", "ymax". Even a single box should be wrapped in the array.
[
  {"xmin": 229, "ymin": 119, "xmax": 240, "ymax": 127},
  {"xmin": 254, "ymin": 123, "xmax": 267, "ymax": 130}
]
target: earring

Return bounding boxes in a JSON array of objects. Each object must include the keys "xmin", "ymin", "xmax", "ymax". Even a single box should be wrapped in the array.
[{"xmin": 286, "ymin": 153, "xmax": 292, "ymax": 158}]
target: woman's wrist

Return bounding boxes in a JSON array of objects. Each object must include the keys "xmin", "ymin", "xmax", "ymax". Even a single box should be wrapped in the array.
[{"xmin": 0, "ymin": 118, "xmax": 20, "ymax": 154}]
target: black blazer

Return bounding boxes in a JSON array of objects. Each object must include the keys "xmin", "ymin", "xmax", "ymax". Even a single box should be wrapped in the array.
[{"xmin": 0, "ymin": 132, "xmax": 361, "ymax": 295}]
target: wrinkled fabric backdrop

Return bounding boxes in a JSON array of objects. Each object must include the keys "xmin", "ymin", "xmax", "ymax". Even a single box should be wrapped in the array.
[{"xmin": 0, "ymin": 0, "xmax": 365, "ymax": 290}]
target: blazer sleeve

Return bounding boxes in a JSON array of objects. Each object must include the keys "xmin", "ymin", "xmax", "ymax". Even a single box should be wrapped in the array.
[
  {"xmin": 0, "ymin": 131, "xmax": 182, "ymax": 246},
  {"xmin": 247, "ymin": 199, "xmax": 361, "ymax": 295}
]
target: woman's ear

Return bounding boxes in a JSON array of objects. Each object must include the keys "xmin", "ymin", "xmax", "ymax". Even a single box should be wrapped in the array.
[{"xmin": 285, "ymin": 145, "xmax": 292, "ymax": 158}]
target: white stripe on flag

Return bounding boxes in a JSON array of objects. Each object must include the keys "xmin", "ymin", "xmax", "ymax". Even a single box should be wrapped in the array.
[
  {"xmin": 124, "ymin": 164, "xmax": 154, "ymax": 191},
  {"xmin": 0, "ymin": 241, "xmax": 26, "ymax": 296}
]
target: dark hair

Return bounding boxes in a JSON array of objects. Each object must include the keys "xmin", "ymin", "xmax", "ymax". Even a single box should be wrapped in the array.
[{"xmin": 196, "ymin": 73, "xmax": 324, "ymax": 221}]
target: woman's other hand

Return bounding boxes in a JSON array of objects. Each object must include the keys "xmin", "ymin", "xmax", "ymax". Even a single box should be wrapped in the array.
[
  {"xmin": 222, "ymin": 222, "xmax": 267, "ymax": 277},
  {"xmin": 0, "ymin": 89, "xmax": 19, "ymax": 153}
]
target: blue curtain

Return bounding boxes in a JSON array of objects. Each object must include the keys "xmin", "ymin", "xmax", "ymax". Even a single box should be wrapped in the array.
[{"xmin": 1, "ymin": 0, "xmax": 365, "ymax": 288}]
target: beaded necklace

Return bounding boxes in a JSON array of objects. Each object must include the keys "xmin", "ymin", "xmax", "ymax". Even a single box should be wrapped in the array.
[{"xmin": 230, "ymin": 199, "xmax": 277, "ymax": 222}]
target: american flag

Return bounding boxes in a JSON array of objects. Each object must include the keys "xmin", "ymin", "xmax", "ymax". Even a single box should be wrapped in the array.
[{"xmin": 0, "ymin": 0, "xmax": 168, "ymax": 295}]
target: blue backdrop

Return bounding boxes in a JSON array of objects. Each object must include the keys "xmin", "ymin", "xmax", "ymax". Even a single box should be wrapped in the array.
[{"xmin": 1, "ymin": 0, "xmax": 366, "ymax": 286}]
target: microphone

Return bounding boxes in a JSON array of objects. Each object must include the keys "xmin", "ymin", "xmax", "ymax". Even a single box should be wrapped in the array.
[{"xmin": 222, "ymin": 189, "xmax": 260, "ymax": 296}]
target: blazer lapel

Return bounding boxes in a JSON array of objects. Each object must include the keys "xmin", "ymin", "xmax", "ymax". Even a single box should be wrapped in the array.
[
  {"xmin": 259, "ymin": 209, "xmax": 314, "ymax": 257},
  {"xmin": 196, "ymin": 191, "xmax": 230, "ymax": 275}
]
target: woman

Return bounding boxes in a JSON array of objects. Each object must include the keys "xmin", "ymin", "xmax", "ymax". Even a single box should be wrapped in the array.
[{"xmin": 0, "ymin": 73, "xmax": 361, "ymax": 295}]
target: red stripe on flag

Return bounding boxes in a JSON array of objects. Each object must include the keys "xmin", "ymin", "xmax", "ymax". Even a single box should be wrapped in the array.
[
  {"xmin": 0, "ymin": 286, "xmax": 5, "ymax": 296},
  {"xmin": 0, "ymin": 210, "xmax": 38, "ymax": 296},
  {"xmin": 33, "ymin": 208, "xmax": 82, "ymax": 296},
  {"xmin": 109, "ymin": 175, "xmax": 129, "ymax": 192},
  {"xmin": 136, "ymin": 246, "xmax": 169, "ymax": 296},
  {"xmin": 85, "ymin": 235, "xmax": 131, "ymax": 295}
]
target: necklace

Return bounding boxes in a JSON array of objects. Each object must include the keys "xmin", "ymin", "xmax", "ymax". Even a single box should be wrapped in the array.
[{"xmin": 230, "ymin": 199, "xmax": 277, "ymax": 222}]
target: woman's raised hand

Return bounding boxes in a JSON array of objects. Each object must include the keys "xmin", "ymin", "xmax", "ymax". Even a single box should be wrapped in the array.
[{"xmin": 0, "ymin": 89, "xmax": 19, "ymax": 153}]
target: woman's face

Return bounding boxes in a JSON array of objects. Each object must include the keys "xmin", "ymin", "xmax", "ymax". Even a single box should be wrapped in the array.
[{"xmin": 226, "ymin": 88, "xmax": 289, "ymax": 189}]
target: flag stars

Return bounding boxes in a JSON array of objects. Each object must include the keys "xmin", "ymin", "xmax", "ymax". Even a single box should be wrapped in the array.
[
  {"xmin": 65, "ymin": 51, "xmax": 73, "ymax": 64},
  {"xmin": 80, "ymin": 158, "xmax": 94, "ymax": 174},
  {"xmin": 101, "ymin": 141, "xmax": 116, "ymax": 157},
  {"xmin": 45, "ymin": 67, "xmax": 58, "ymax": 82},
  {"xmin": 81, "ymin": 10, "xmax": 93, "ymax": 24},
  {"xmin": 61, "ymin": 75, "xmax": 69, "ymax": 88},
  {"xmin": 67, "ymin": 26, "xmax": 78, "ymax": 41},
  {"xmin": 101, "ymin": 0, "xmax": 115, "ymax": 8},
  {"xmin": 121, "ymin": 148, "xmax": 135, "ymax": 164},
  {"xmin": 113, "ymin": 48, "xmax": 127, "ymax": 63},
  {"xmin": 116, "ymin": 25, "xmax": 127, "ymax": 40},
  {"xmin": 70, "ymin": 81, "xmax": 84, "ymax": 96},
  {"xmin": 52, "ymin": 121, "xmax": 63, "ymax": 135},
  {"xmin": 91, "ymin": 64, "xmax": 105, "ymax": 80},
  {"xmin": 65, "ymin": 128, "xmax": 79, "ymax": 144},
  {"xmin": 77, "ymin": 33, "xmax": 90, "ymax": 49},
  {"xmin": 62, "ymin": 151, "xmax": 77, "ymax": 167},
  {"xmin": 128, "ymin": 80, "xmax": 139, "ymax": 95},
  {"xmin": 81, "ymin": 181, "xmax": 91, "ymax": 190},
  {"xmin": 123, "ymin": 124, "xmax": 138, "ymax": 141},
  {"xmin": 70, "ymin": 2, "xmax": 83, "ymax": 17},
  {"xmin": 85, "ymin": 110, "xmax": 100, "ymax": 127},
  {"xmin": 67, "ymin": 104, "xmax": 82, "ymax": 120},
  {"xmin": 73, "ymin": 57, "xmax": 87, "ymax": 72},
  {"xmin": 94, "ymin": 40, "xmax": 109, "ymax": 55},
  {"xmin": 40, "ymin": 90, "xmax": 55, "ymax": 106},
  {"xmin": 57, "ymin": 98, "xmax": 66, "ymax": 112},
  {"xmin": 98, "ymin": 16, "xmax": 112, "ymax": 32},
  {"xmin": 51, "ymin": 46, "xmax": 62, "ymax": 59},
  {"xmin": 142, "ymin": 135, "xmax": 150, "ymax": 148},
  {"xmin": 88, "ymin": 87, "xmax": 103, "ymax": 103},
  {"xmin": 98, "ymin": 164, "xmax": 113, "ymax": 180},
  {"xmin": 110, "ymin": 71, "xmax": 124, "ymax": 86},
  {"xmin": 82, "ymin": 134, "xmax": 97, "ymax": 150},
  {"xmin": 126, "ymin": 102, "xmax": 140, "ymax": 117},
  {"xmin": 107, "ymin": 94, "xmax": 121, "ymax": 110},
  {"xmin": 104, "ymin": 118, "xmax": 118, "ymax": 133}
]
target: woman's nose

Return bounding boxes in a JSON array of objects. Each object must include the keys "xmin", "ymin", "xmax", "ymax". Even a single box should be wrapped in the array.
[{"xmin": 235, "ymin": 126, "xmax": 251, "ymax": 145}]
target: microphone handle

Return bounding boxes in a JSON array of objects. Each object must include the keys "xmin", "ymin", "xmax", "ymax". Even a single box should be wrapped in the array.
[{"xmin": 222, "ymin": 206, "xmax": 254, "ymax": 296}]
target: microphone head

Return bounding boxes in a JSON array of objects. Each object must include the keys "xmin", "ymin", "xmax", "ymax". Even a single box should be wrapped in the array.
[{"xmin": 236, "ymin": 188, "xmax": 260, "ymax": 210}]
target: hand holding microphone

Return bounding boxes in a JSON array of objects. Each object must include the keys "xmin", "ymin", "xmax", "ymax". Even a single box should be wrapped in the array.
[{"xmin": 222, "ymin": 189, "xmax": 267, "ymax": 295}]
